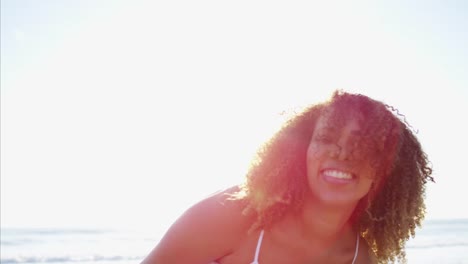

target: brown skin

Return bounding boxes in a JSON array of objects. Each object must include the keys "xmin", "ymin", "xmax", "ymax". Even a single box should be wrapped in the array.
[
  {"xmin": 141, "ymin": 187, "xmax": 255, "ymax": 264},
  {"xmin": 142, "ymin": 188, "xmax": 376, "ymax": 264}
]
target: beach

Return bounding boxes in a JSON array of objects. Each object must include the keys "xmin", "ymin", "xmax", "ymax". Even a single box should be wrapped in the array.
[{"xmin": 1, "ymin": 219, "xmax": 467, "ymax": 264}]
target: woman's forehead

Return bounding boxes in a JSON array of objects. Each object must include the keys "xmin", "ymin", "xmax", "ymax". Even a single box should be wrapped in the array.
[{"xmin": 316, "ymin": 110, "xmax": 364, "ymax": 131}]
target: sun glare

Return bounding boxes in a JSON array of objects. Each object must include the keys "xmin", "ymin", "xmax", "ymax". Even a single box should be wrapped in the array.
[{"xmin": 2, "ymin": 1, "xmax": 467, "ymax": 232}]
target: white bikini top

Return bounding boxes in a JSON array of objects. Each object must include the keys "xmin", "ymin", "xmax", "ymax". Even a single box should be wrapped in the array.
[{"xmin": 212, "ymin": 229, "xmax": 360, "ymax": 264}]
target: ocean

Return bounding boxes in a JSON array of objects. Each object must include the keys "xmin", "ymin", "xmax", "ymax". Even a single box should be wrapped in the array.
[{"xmin": 1, "ymin": 219, "xmax": 467, "ymax": 264}]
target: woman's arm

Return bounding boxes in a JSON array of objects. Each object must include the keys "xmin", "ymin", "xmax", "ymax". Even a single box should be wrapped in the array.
[{"xmin": 141, "ymin": 187, "xmax": 253, "ymax": 264}]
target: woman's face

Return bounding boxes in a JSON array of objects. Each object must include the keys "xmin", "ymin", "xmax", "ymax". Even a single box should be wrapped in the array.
[{"xmin": 306, "ymin": 113, "xmax": 376, "ymax": 206}]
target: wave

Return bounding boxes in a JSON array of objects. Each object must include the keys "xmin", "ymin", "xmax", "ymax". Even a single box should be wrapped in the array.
[
  {"xmin": 1, "ymin": 255, "xmax": 144, "ymax": 264},
  {"xmin": 407, "ymin": 241, "xmax": 468, "ymax": 249},
  {"xmin": 1, "ymin": 228, "xmax": 113, "ymax": 236}
]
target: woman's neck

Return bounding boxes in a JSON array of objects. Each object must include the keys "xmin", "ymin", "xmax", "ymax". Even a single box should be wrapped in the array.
[
  {"xmin": 269, "ymin": 197, "xmax": 358, "ymax": 260},
  {"xmin": 297, "ymin": 197, "xmax": 357, "ymax": 241}
]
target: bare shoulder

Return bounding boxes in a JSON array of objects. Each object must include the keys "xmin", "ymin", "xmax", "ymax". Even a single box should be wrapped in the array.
[{"xmin": 141, "ymin": 186, "xmax": 254, "ymax": 264}]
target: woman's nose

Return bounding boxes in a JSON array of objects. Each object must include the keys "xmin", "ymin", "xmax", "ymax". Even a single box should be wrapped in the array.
[
  {"xmin": 330, "ymin": 142, "xmax": 352, "ymax": 160},
  {"xmin": 329, "ymin": 144, "xmax": 340, "ymax": 158}
]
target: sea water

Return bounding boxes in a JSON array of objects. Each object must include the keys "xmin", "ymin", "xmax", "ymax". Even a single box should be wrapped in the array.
[
  {"xmin": 1, "ymin": 219, "xmax": 467, "ymax": 264},
  {"xmin": 0, "ymin": 228, "xmax": 154, "ymax": 264},
  {"xmin": 404, "ymin": 219, "xmax": 468, "ymax": 264}
]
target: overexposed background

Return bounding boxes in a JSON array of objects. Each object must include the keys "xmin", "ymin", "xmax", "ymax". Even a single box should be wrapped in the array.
[{"xmin": 2, "ymin": 0, "xmax": 467, "ymax": 238}]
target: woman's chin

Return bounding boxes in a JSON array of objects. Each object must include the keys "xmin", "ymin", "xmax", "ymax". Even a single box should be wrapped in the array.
[{"xmin": 308, "ymin": 189, "xmax": 363, "ymax": 207}]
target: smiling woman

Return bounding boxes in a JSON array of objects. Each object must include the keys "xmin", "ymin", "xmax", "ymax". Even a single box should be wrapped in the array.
[{"xmin": 141, "ymin": 90, "xmax": 433, "ymax": 264}]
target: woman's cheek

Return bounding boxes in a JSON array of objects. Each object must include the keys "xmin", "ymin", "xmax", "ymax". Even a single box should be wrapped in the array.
[{"xmin": 307, "ymin": 142, "xmax": 320, "ymax": 157}]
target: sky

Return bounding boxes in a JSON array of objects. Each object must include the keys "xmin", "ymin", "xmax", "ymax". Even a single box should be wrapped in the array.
[{"xmin": 1, "ymin": 0, "xmax": 468, "ymax": 233}]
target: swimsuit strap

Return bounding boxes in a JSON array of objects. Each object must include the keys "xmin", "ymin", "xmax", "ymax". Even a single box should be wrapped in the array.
[
  {"xmin": 250, "ymin": 229, "xmax": 264, "ymax": 264},
  {"xmin": 351, "ymin": 232, "xmax": 360, "ymax": 264},
  {"xmin": 248, "ymin": 230, "xmax": 358, "ymax": 264}
]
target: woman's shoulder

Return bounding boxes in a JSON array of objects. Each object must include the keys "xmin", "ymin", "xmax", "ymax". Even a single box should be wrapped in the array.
[
  {"xmin": 142, "ymin": 185, "xmax": 254, "ymax": 263},
  {"xmin": 199, "ymin": 185, "xmax": 250, "ymax": 214},
  {"xmin": 187, "ymin": 185, "xmax": 254, "ymax": 226},
  {"xmin": 181, "ymin": 186, "xmax": 254, "ymax": 234}
]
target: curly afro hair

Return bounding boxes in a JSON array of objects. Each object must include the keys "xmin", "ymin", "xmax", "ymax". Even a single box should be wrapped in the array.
[{"xmin": 233, "ymin": 90, "xmax": 434, "ymax": 263}]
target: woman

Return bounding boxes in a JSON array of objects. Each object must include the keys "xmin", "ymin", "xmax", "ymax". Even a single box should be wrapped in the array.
[{"xmin": 142, "ymin": 90, "xmax": 433, "ymax": 264}]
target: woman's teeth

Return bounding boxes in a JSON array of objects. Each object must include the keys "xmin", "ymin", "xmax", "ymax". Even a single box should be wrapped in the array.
[{"xmin": 323, "ymin": 169, "xmax": 353, "ymax": 179}]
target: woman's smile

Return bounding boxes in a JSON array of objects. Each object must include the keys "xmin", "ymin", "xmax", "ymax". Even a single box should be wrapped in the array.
[{"xmin": 321, "ymin": 168, "xmax": 356, "ymax": 182}]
